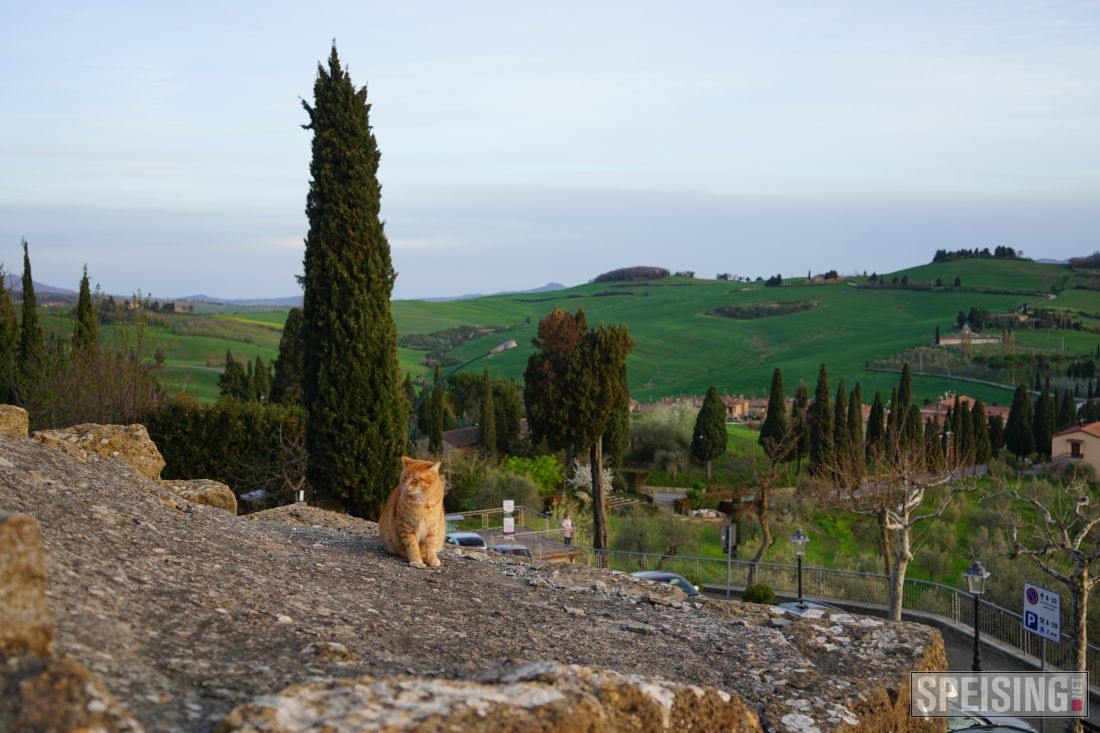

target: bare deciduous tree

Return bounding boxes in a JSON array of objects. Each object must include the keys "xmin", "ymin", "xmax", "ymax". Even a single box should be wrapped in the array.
[
  {"xmin": 1008, "ymin": 478, "xmax": 1100, "ymax": 733},
  {"xmin": 810, "ymin": 428, "xmax": 976, "ymax": 621}
]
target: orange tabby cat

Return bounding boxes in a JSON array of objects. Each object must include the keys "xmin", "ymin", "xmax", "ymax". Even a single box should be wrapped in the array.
[{"xmin": 378, "ymin": 456, "xmax": 446, "ymax": 568}]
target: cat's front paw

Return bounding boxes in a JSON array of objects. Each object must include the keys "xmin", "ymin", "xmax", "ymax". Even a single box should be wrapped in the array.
[
  {"xmin": 408, "ymin": 559, "xmax": 426, "ymax": 568},
  {"xmin": 425, "ymin": 555, "xmax": 441, "ymax": 567}
]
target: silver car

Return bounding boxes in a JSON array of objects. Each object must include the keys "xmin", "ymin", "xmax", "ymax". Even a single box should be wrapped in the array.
[
  {"xmin": 445, "ymin": 532, "xmax": 488, "ymax": 549},
  {"xmin": 631, "ymin": 570, "xmax": 701, "ymax": 597}
]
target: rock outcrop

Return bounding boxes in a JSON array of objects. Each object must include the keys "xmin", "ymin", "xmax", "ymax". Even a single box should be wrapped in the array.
[
  {"xmin": 0, "ymin": 512, "xmax": 53, "ymax": 657},
  {"xmin": 33, "ymin": 423, "xmax": 166, "ymax": 480},
  {"xmin": 0, "ymin": 404, "xmax": 29, "ymax": 437},
  {"xmin": 0, "ymin": 425, "xmax": 949, "ymax": 732},
  {"xmin": 215, "ymin": 661, "xmax": 763, "ymax": 733},
  {"xmin": 0, "ymin": 512, "xmax": 143, "ymax": 732},
  {"xmin": 161, "ymin": 478, "xmax": 239, "ymax": 514}
]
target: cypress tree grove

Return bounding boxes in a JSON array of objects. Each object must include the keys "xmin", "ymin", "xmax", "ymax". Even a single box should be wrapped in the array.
[{"xmin": 300, "ymin": 45, "xmax": 407, "ymax": 518}]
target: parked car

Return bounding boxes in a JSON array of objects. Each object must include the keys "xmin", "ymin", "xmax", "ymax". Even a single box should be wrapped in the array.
[
  {"xmin": 488, "ymin": 543, "xmax": 533, "ymax": 558},
  {"xmin": 772, "ymin": 599, "xmax": 845, "ymax": 618},
  {"xmin": 947, "ymin": 705, "xmax": 1036, "ymax": 733},
  {"xmin": 631, "ymin": 570, "xmax": 701, "ymax": 597},
  {"xmin": 445, "ymin": 532, "xmax": 488, "ymax": 549}
]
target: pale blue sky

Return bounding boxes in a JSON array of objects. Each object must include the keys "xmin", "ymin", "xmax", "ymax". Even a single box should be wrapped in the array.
[{"xmin": 2, "ymin": 2, "xmax": 1098, "ymax": 300}]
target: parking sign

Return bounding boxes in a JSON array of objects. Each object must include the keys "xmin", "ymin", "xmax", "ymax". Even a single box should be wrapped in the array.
[{"xmin": 1023, "ymin": 582, "xmax": 1061, "ymax": 642}]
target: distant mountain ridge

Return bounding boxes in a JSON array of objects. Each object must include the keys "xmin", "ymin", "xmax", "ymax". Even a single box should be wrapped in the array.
[{"xmin": 4, "ymin": 280, "xmax": 567, "ymax": 306}]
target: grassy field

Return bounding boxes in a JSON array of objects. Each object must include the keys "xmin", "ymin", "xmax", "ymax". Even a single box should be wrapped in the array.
[
  {"xmin": 388, "ymin": 259, "xmax": 1099, "ymax": 407},
  {"xmin": 36, "ymin": 258, "xmax": 1100, "ymax": 406}
]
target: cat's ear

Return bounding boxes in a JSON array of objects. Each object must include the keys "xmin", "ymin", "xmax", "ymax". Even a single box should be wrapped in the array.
[
  {"xmin": 430, "ymin": 462, "xmax": 442, "ymax": 474},
  {"xmin": 401, "ymin": 456, "xmax": 415, "ymax": 467}
]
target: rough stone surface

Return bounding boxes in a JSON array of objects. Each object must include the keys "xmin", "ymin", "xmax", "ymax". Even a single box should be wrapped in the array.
[
  {"xmin": 0, "ymin": 512, "xmax": 54, "ymax": 657},
  {"xmin": 1, "ymin": 655, "xmax": 144, "ymax": 733},
  {"xmin": 32, "ymin": 422, "xmax": 166, "ymax": 480},
  {"xmin": 0, "ymin": 434, "xmax": 948, "ymax": 733},
  {"xmin": 0, "ymin": 404, "xmax": 29, "ymax": 437},
  {"xmin": 214, "ymin": 661, "xmax": 762, "ymax": 733},
  {"xmin": 162, "ymin": 478, "xmax": 239, "ymax": 514}
]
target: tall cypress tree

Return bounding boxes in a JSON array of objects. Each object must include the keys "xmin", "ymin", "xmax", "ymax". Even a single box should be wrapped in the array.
[
  {"xmin": 18, "ymin": 239, "xmax": 45, "ymax": 372},
  {"xmin": 758, "ymin": 368, "xmax": 789, "ymax": 463},
  {"xmin": 1005, "ymin": 384, "xmax": 1035, "ymax": 459},
  {"xmin": 792, "ymin": 381, "xmax": 810, "ymax": 472},
  {"xmin": 847, "ymin": 383, "xmax": 863, "ymax": 449},
  {"xmin": 691, "ymin": 385, "xmax": 728, "ymax": 483},
  {"xmin": 833, "ymin": 378, "xmax": 849, "ymax": 468},
  {"xmin": 478, "ymin": 367, "xmax": 496, "ymax": 456},
  {"xmin": 271, "ymin": 307, "xmax": 305, "ymax": 404},
  {"xmin": 300, "ymin": 45, "xmax": 407, "ymax": 517},
  {"xmin": 601, "ymin": 364, "xmax": 631, "ymax": 472},
  {"xmin": 1057, "ymin": 389, "xmax": 1076, "ymax": 430},
  {"xmin": 988, "ymin": 414, "xmax": 1006, "ymax": 458},
  {"xmin": 971, "ymin": 398, "xmax": 992, "ymax": 464},
  {"xmin": 865, "ymin": 390, "xmax": 885, "ymax": 461},
  {"xmin": 1032, "ymin": 386, "xmax": 1055, "ymax": 460},
  {"xmin": 0, "ymin": 266, "xmax": 20, "ymax": 403},
  {"xmin": 72, "ymin": 264, "xmax": 99, "ymax": 353},
  {"xmin": 219, "ymin": 351, "xmax": 249, "ymax": 400},
  {"xmin": 252, "ymin": 356, "xmax": 271, "ymax": 402},
  {"xmin": 428, "ymin": 364, "xmax": 445, "ymax": 456},
  {"xmin": 846, "ymin": 383, "xmax": 864, "ymax": 482},
  {"xmin": 808, "ymin": 363, "xmax": 833, "ymax": 474}
]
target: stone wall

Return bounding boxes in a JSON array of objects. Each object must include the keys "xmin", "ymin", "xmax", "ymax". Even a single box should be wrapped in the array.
[{"xmin": 0, "ymin": 416, "xmax": 949, "ymax": 732}]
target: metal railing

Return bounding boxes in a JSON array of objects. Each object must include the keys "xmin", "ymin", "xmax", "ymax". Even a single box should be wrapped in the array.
[
  {"xmin": 569, "ymin": 547, "xmax": 1100, "ymax": 678},
  {"xmin": 448, "ymin": 507, "xmax": 1100, "ymax": 677}
]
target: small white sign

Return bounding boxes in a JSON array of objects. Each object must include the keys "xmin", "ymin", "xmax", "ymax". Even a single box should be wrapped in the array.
[
  {"xmin": 1023, "ymin": 581, "xmax": 1061, "ymax": 643},
  {"xmin": 503, "ymin": 499, "xmax": 514, "ymax": 514},
  {"xmin": 503, "ymin": 517, "xmax": 515, "ymax": 537}
]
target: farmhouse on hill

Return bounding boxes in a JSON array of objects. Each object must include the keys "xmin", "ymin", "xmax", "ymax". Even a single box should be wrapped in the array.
[{"xmin": 1052, "ymin": 421, "xmax": 1100, "ymax": 474}]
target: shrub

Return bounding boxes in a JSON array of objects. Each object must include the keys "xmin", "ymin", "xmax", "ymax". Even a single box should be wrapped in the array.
[
  {"xmin": 476, "ymin": 470, "xmax": 542, "ymax": 511},
  {"xmin": 742, "ymin": 583, "xmax": 776, "ymax": 604}
]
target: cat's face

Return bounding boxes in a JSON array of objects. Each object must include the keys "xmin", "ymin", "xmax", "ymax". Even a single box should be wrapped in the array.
[{"xmin": 399, "ymin": 456, "xmax": 443, "ymax": 501}]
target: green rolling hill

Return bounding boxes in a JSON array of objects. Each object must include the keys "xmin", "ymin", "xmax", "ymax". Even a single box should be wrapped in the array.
[
  {"xmin": 391, "ymin": 258, "xmax": 1100, "ymax": 408},
  {"xmin": 43, "ymin": 257, "xmax": 1099, "ymax": 406}
]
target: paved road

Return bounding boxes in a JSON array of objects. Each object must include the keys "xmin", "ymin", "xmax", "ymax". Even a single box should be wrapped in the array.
[
  {"xmin": 938, "ymin": 623, "xmax": 1098, "ymax": 731},
  {"xmin": 704, "ymin": 590, "xmax": 1097, "ymax": 731}
]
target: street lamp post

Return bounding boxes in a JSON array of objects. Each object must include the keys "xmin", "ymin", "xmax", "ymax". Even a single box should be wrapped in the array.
[
  {"xmin": 791, "ymin": 528, "xmax": 809, "ymax": 608},
  {"xmin": 964, "ymin": 560, "xmax": 991, "ymax": 671}
]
